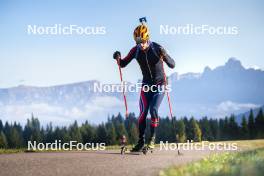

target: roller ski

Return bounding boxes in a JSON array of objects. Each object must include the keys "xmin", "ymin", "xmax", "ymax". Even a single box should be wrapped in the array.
[
  {"xmin": 142, "ymin": 145, "xmax": 153, "ymax": 155},
  {"xmin": 142, "ymin": 137, "xmax": 155, "ymax": 155},
  {"xmin": 130, "ymin": 138, "xmax": 145, "ymax": 153}
]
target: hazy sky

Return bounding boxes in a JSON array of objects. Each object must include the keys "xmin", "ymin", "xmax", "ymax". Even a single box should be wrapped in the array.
[{"xmin": 0, "ymin": 0, "xmax": 263, "ymax": 88}]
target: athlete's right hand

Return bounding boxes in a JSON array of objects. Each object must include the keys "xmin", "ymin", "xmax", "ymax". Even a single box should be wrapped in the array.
[{"xmin": 113, "ymin": 51, "xmax": 121, "ymax": 60}]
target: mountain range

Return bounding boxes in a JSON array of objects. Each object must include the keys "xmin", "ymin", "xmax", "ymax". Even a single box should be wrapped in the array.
[
  {"xmin": 236, "ymin": 105, "xmax": 264, "ymax": 124},
  {"xmin": 0, "ymin": 58, "xmax": 263, "ymax": 125}
]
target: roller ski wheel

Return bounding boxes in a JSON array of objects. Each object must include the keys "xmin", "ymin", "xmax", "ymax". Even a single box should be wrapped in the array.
[{"xmin": 142, "ymin": 146, "xmax": 153, "ymax": 155}]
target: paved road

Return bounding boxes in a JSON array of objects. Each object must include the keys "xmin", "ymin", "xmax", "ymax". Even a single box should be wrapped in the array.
[{"xmin": 0, "ymin": 148, "xmax": 219, "ymax": 176}]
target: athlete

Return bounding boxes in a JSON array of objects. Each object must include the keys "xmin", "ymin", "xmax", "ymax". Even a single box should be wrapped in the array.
[{"xmin": 113, "ymin": 20, "xmax": 175, "ymax": 152}]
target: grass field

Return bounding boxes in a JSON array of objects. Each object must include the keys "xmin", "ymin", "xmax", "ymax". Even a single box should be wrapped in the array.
[
  {"xmin": 160, "ymin": 139, "xmax": 264, "ymax": 176},
  {"xmin": 0, "ymin": 148, "xmax": 25, "ymax": 154}
]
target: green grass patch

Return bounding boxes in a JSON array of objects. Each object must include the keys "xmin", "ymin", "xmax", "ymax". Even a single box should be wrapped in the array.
[
  {"xmin": 160, "ymin": 147, "xmax": 264, "ymax": 176},
  {"xmin": 0, "ymin": 148, "xmax": 25, "ymax": 154},
  {"xmin": 212, "ymin": 139, "xmax": 264, "ymax": 151}
]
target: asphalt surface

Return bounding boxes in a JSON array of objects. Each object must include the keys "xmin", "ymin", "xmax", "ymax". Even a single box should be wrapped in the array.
[{"xmin": 0, "ymin": 148, "xmax": 219, "ymax": 176}]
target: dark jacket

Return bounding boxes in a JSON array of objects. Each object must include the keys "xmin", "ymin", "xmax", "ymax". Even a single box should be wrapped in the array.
[{"xmin": 119, "ymin": 41, "xmax": 175, "ymax": 85}]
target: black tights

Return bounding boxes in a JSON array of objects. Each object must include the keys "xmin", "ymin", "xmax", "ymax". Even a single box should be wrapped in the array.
[{"xmin": 138, "ymin": 88, "xmax": 164, "ymax": 140}]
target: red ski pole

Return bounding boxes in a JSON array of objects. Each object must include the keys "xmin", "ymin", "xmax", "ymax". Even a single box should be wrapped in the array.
[
  {"xmin": 161, "ymin": 60, "xmax": 173, "ymax": 119},
  {"xmin": 116, "ymin": 59, "xmax": 129, "ymax": 118},
  {"xmin": 162, "ymin": 60, "xmax": 181, "ymax": 155},
  {"xmin": 162, "ymin": 58, "xmax": 181, "ymax": 155}
]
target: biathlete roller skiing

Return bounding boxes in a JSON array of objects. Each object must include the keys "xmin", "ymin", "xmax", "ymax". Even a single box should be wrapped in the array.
[{"xmin": 113, "ymin": 17, "xmax": 177, "ymax": 154}]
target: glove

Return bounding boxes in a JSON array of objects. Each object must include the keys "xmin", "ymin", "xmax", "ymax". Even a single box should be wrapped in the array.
[{"xmin": 113, "ymin": 51, "xmax": 121, "ymax": 60}]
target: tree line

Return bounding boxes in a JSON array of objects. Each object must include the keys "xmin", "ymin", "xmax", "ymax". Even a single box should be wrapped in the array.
[{"xmin": 0, "ymin": 109, "xmax": 264, "ymax": 149}]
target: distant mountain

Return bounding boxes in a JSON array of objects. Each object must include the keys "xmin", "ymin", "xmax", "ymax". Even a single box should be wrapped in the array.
[
  {"xmin": 170, "ymin": 58, "xmax": 264, "ymax": 104},
  {"xmin": 0, "ymin": 58, "xmax": 263, "ymax": 125},
  {"xmin": 235, "ymin": 105, "xmax": 264, "ymax": 125},
  {"xmin": 178, "ymin": 72, "xmax": 201, "ymax": 80}
]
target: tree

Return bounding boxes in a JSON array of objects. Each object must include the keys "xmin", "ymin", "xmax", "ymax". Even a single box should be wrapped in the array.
[
  {"xmin": 218, "ymin": 119, "xmax": 225, "ymax": 140},
  {"xmin": 30, "ymin": 117, "xmax": 42, "ymax": 143},
  {"xmin": 176, "ymin": 119, "xmax": 186, "ymax": 143},
  {"xmin": 199, "ymin": 117, "xmax": 213, "ymax": 141},
  {"xmin": 156, "ymin": 117, "xmax": 174, "ymax": 142},
  {"xmin": 69, "ymin": 120, "xmax": 82, "ymax": 143},
  {"xmin": 60, "ymin": 127, "xmax": 71, "ymax": 143},
  {"xmin": 40, "ymin": 127, "xmax": 45, "ymax": 143},
  {"xmin": 248, "ymin": 109, "xmax": 256, "ymax": 139},
  {"xmin": 124, "ymin": 113, "xmax": 138, "ymax": 144},
  {"xmin": 4, "ymin": 122, "xmax": 11, "ymax": 147},
  {"xmin": 228, "ymin": 114, "xmax": 239, "ymax": 140},
  {"xmin": 209, "ymin": 119, "xmax": 219, "ymax": 141},
  {"xmin": 23, "ymin": 115, "xmax": 42, "ymax": 145},
  {"xmin": 183, "ymin": 117, "xmax": 191, "ymax": 140},
  {"xmin": 44, "ymin": 122, "xmax": 54, "ymax": 143},
  {"xmin": 0, "ymin": 120, "xmax": 3, "ymax": 132},
  {"xmin": 219, "ymin": 117, "xmax": 229, "ymax": 140},
  {"xmin": 190, "ymin": 118, "xmax": 202, "ymax": 142},
  {"xmin": 105, "ymin": 122, "xmax": 117, "ymax": 145},
  {"xmin": 115, "ymin": 121, "xmax": 128, "ymax": 140},
  {"xmin": 241, "ymin": 115, "xmax": 249, "ymax": 139},
  {"xmin": 128, "ymin": 123, "xmax": 138, "ymax": 144},
  {"xmin": 0, "ymin": 131, "xmax": 8, "ymax": 148},
  {"xmin": 53, "ymin": 127, "xmax": 62, "ymax": 141},
  {"xmin": 9, "ymin": 128, "xmax": 23, "ymax": 148},
  {"xmin": 96, "ymin": 124, "xmax": 108, "ymax": 143},
  {"xmin": 255, "ymin": 108, "xmax": 264, "ymax": 138},
  {"xmin": 81, "ymin": 121, "xmax": 96, "ymax": 143},
  {"xmin": 115, "ymin": 113, "xmax": 124, "ymax": 124}
]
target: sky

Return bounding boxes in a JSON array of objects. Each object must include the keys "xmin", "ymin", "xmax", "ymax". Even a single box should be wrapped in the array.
[{"xmin": 0, "ymin": 0, "xmax": 264, "ymax": 88}]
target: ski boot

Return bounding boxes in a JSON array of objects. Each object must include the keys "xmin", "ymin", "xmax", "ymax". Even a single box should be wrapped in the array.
[
  {"xmin": 131, "ymin": 138, "xmax": 145, "ymax": 153},
  {"xmin": 143, "ymin": 137, "xmax": 155, "ymax": 155}
]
